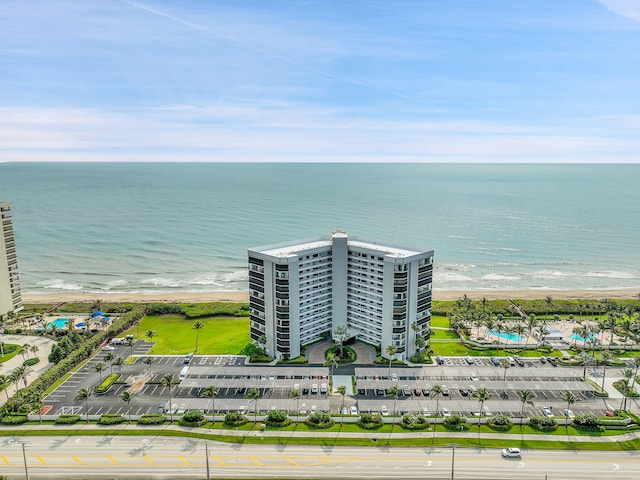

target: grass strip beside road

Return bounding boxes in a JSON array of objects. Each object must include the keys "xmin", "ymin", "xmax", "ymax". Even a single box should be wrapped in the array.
[{"xmin": 1, "ymin": 428, "xmax": 639, "ymax": 451}]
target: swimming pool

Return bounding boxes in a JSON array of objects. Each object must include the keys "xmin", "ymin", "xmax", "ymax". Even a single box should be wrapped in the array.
[
  {"xmin": 568, "ymin": 332, "xmax": 597, "ymax": 342},
  {"xmin": 488, "ymin": 330, "xmax": 525, "ymax": 342},
  {"xmin": 46, "ymin": 318, "xmax": 72, "ymax": 329}
]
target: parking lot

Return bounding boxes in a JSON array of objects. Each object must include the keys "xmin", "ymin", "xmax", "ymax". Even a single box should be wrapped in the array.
[{"xmin": 44, "ymin": 346, "xmax": 629, "ymax": 419}]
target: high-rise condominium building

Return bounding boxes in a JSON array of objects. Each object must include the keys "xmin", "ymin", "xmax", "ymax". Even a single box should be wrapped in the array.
[
  {"xmin": 0, "ymin": 202, "xmax": 23, "ymax": 316},
  {"xmin": 248, "ymin": 231, "xmax": 433, "ymax": 360}
]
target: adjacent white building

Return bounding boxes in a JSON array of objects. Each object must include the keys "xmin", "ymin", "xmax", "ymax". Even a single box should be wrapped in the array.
[
  {"xmin": 248, "ymin": 231, "xmax": 433, "ymax": 360},
  {"xmin": 0, "ymin": 202, "xmax": 23, "ymax": 316}
]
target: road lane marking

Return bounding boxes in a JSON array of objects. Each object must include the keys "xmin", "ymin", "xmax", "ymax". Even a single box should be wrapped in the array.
[
  {"xmin": 213, "ymin": 456, "xmax": 226, "ymax": 466},
  {"xmin": 108, "ymin": 456, "xmax": 118, "ymax": 464},
  {"xmin": 143, "ymin": 455, "xmax": 154, "ymax": 465},
  {"xmin": 179, "ymin": 456, "xmax": 190, "ymax": 465},
  {"xmin": 73, "ymin": 455, "xmax": 83, "ymax": 464},
  {"xmin": 249, "ymin": 456, "xmax": 264, "ymax": 466},
  {"xmin": 36, "ymin": 456, "xmax": 46, "ymax": 464},
  {"xmin": 1, "ymin": 456, "xmax": 8, "ymax": 465},
  {"xmin": 285, "ymin": 457, "xmax": 300, "ymax": 466}
]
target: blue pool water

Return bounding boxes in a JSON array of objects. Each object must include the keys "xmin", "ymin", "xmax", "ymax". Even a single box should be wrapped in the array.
[
  {"xmin": 568, "ymin": 332, "xmax": 597, "ymax": 342},
  {"xmin": 46, "ymin": 318, "xmax": 71, "ymax": 329},
  {"xmin": 488, "ymin": 330, "xmax": 525, "ymax": 342}
]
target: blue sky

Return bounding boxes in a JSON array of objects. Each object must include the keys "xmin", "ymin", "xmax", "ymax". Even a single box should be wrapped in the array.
[{"xmin": 1, "ymin": 0, "xmax": 639, "ymax": 162}]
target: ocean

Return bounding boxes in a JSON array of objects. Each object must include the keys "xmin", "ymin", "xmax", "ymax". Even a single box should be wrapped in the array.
[{"xmin": 1, "ymin": 162, "xmax": 639, "ymax": 295}]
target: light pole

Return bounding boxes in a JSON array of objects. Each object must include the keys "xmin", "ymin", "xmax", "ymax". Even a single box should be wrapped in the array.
[
  {"xmin": 205, "ymin": 443, "xmax": 211, "ymax": 480},
  {"xmin": 450, "ymin": 444, "xmax": 456, "ymax": 480},
  {"xmin": 20, "ymin": 441, "xmax": 30, "ymax": 480}
]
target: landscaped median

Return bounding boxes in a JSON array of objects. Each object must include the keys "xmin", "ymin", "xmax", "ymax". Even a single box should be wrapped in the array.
[{"xmin": 94, "ymin": 373, "xmax": 120, "ymax": 394}]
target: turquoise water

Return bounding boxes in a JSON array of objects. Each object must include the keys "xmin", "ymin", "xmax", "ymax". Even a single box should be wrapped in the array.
[
  {"xmin": 1, "ymin": 162, "xmax": 639, "ymax": 295},
  {"xmin": 488, "ymin": 330, "xmax": 525, "ymax": 342},
  {"xmin": 568, "ymin": 332, "xmax": 597, "ymax": 342},
  {"xmin": 47, "ymin": 318, "xmax": 70, "ymax": 329}
]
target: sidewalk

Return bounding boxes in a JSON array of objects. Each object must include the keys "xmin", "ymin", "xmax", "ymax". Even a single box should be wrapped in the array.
[
  {"xmin": 6, "ymin": 420, "xmax": 640, "ymax": 445},
  {"xmin": 0, "ymin": 334, "xmax": 55, "ymax": 407}
]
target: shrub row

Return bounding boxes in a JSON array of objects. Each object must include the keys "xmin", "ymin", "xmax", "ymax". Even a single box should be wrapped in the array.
[
  {"xmin": 55, "ymin": 414, "xmax": 81, "ymax": 425},
  {"xmin": 95, "ymin": 373, "xmax": 120, "ymax": 394},
  {"xmin": 0, "ymin": 414, "xmax": 28, "ymax": 425},
  {"xmin": 145, "ymin": 302, "xmax": 249, "ymax": 319},
  {"xmin": 99, "ymin": 414, "xmax": 125, "ymax": 425},
  {"xmin": 138, "ymin": 414, "xmax": 167, "ymax": 425},
  {"xmin": 529, "ymin": 416, "xmax": 558, "ymax": 432}
]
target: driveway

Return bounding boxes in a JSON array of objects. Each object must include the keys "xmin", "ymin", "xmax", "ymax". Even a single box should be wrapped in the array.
[{"xmin": 306, "ymin": 340, "xmax": 375, "ymax": 365}]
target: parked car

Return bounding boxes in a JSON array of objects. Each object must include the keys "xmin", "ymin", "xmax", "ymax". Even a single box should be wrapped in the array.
[
  {"xmin": 320, "ymin": 383, "xmax": 328, "ymax": 394},
  {"xmin": 391, "ymin": 373, "xmax": 399, "ymax": 381},
  {"xmin": 435, "ymin": 356, "xmax": 444, "ymax": 365},
  {"xmin": 469, "ymin": 373, "xmax": 479, "ymax": 381},
  {"xmin": 564, "ymin": 409, "xmax": 575, "ymax": 418},
  {"xmin": 341, "ymin": 406, "xmax": 348, "ymax": 415},
  {"xmin": 501, "ymin": 447, "xmax": 521, "ymax": 458},
  {"xmin": 466, "ymin": 356, "xmax": 474, "ymax": 365},
  {"xmin": 402, "ymin": 385, "xmax": 411, "ymax": 396},
  {"xmin": 514, "ymin": 356, "xmax": 525, "ymax": 366},
  {"xmin": 441, "ymin": 385, "xmax": 450, "ymax": 396},
  {"xmin": 311, "ymin": 384, "xmax": 318, "ymax": 394},
  {"xmin": 441, "ymin": 408, "xmax": 451, "ymax": 417},
  {"xmin": 350, "ymin": 405, "xmax": 358, "ymax": 415},
  {"xmin": 414, "ymin": 388, "xmax": 422, "ymax": 396},
  {"xmin": 490, "ymin": 357, "xmax": 501, "ymax": 366},
  {"xmin": 102, "ymin": 345, "xmax": 115, "ymax": 351},
  {"xmin": 542, "ymin": 407, "xmax": 553, "ymax": 417},
  {"xmin": 381, "ymin": 405, "xmax": 389, "ymax": 416}
]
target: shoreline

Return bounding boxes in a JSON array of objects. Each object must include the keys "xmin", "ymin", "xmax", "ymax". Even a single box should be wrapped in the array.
[{"xmin": 22, "ymin": 288, "xmax": 640, "ymax": 304}]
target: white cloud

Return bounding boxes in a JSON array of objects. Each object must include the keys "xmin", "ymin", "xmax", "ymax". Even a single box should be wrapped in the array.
[{"xmin": 598, "ymin": 0, "xmax": 640, "ymax": 23}]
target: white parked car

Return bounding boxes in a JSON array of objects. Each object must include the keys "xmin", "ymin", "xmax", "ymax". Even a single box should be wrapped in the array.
[
  {"xmin": 564, "ymin": 409, "xmax": 575, "ymax": 418},
  {"xmin": 102, "ymin": 345, "xmax": 115, "ymax": 351},
  {"xmin": 501, "ymin": 447, "xmax": 521, "ymax": 458},
  {"xmin": 381, "ymin": 405, "xmax": 389, "ymax": 416},
  {"xmin": 350, "ymin": 405, "xmax": 358, "ymax": 415},
  {"xmin": 542, "ymin": 407, "xmax": 554, "ymax": 418},
  {"xmin": 441, "ymin": 408, "xmax": 451, "ymax": 417}
]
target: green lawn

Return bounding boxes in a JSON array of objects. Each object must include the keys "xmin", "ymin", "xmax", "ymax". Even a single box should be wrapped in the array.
[
  {"xmin": 0, "ymin": 344, "xmax": 22, "ymax": 364},
  {"xmin": 125, "ymin": 315, "xmax": 250, "ymax": 355}
]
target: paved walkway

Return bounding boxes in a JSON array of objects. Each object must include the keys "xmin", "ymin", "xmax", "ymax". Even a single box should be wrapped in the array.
[
  {"xmin": 6, "ymin": 421, "xmax": 640, "ymax": 445},
  {"xmin": 0, "ymin": 334, "xmax": 55, "ymax": 407}
]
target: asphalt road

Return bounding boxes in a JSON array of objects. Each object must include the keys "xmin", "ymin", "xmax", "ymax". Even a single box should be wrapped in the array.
[{"xmin": 2, "ymin": 435, "xmax": 639, "ymax": 479}]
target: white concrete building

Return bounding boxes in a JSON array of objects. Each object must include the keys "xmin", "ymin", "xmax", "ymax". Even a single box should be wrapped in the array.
[
  {"xmin": 0, "ymin": 202, "xmax": 23, "ymax": 316},
  {"xmin": 248, "ymin": 231, "xmax": 433, "ymax": 360}
]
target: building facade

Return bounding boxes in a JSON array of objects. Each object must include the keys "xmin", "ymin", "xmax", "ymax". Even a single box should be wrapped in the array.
[
  {"xmin": 248, "ymin": 231, "xmax": 433, "ymax": 360},
  {"xmin": 0, "ymin": 202, "xmax": 23, "ymax": 316}
]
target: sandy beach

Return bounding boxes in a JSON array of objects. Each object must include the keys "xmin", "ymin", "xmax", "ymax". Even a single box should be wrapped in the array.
[{"xmin": 22, "ymin": 288, "xmax": 640, "ymax": 305}]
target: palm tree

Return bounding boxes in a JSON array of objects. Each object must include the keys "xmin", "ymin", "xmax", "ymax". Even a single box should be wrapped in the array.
[
  {"xmin": 0, "ymin": 374, "xmax": 10, "ymax": 401},
  {"xmin": 337, "ymin": 385, "xmax": 347, "ymax": 424},
  {"xmin": 94, "ymin": 362, "xmax": 106, "ymax": 383},
  {"xmin": 513, "ymin": 324, "xmax": 526, "ymax": 351},
  {"xmin": 125, "ymin": 336, "xmax": 134, "ymax": 359},
  {"xmin": 516, "ymin": 390, "xmax": 534, "ymax": 427},
  {"xmin": 160, "ymin": 374, "xmax": 179, "ymax": 423},
  {"xmin": 324, "ymin": 352, "xmax": 339, "ymax": 379},
  {"xmin": 120, "ymin": 390, "xmax": 133, "ymax": 423},
  {"xmin": 387, "ymin": 385, "xmax": 400, "ymax": 426},
  {"xmin": 30, "ymin": 344, "xmax": 39, "ymax": 359},
  {"xmin": 291, "ymin": 388, "xmax": 301, "ymax": 419},
  {"xmin": 334, "ymin": 325, "xmax": 349, "ymax": 358},
  {"xmin": 544, "ymin": 296, "xmax": 554, "ymax": 317},
  {"xmin": 629, "ymin": 356, "xmax": 640, "ymax": 393},
  {"xmin": 561, "ymin": 391, "xmax": 577, "ymax": 431},
  {"xmin": 386, "ymin": 345, "xmax": 397, "ymax": 378},
  {"xmin": 104, "ymin": 352, "xmax": 115, "ymax": 374},
  {"xmin": 245, "ymin": 387, "xmax": 261, "ymax": 424},
  {"xmin": 30, "ymin": 390, "xmax": 46, "ymax": 424},
  {"xmin": 430, "ymin": 384, "xmax": 443, "ymax": 444},
  {"xmin": 75, "ymin": 387, "xmax": 93, "ymax": 424},
  {"xmin": 524, "ymin": 314, "xmax": 538, "ymax": 352},
  {"xmin": 201, "ymin": 385, "xmax": 218, "ymax": 422},
  {"xmin": 619, "ymin": 368, "xmax": 634, "ymax": 411},
  {"xmin": 501, "ymin": 358, "xmax": 510, "ymax": 381},
  {"xmin": 600, "ymin": 350, "xmax": 613, "ymax": 391},
  {"xmin": 580, "ymin": 351, "xmax": 594, "ymax": 378},
  {"xmin": 145, "ymin": 330, "xmax": 157, "ymax": 352},
  {"xmin": 471, "ymin": 387, "xmax": 493, "ymax": 441},
  {"xmin": 22, "ymin": 343, "xmax": 31, "ymax": 359},
  {"xmin": 192, "ymin": 321, "xmax": 204, "ymax": 353},
  {"xmin": 112, "ymin": 356, "xmax": 124, "ymax": 373},
  {"xmin": 143, "ymin": 357, "xmax": 153, "ymax": 375}
]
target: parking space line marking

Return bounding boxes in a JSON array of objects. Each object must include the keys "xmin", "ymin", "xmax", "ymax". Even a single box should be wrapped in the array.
[
  {"xmin": 36, "ymin": 456, "xmax": 46, "ymax": 464},
  {"xmin": 285, "ymin": 457, "xmax": 300, "ymax": 466},
  {"xmin": 144, "ymin": 455, "xmax": 154, "ymax": 465},
  {"xmin": 108, "ymin": 456, "xmax": 118, "ymax": 464},
  {"xmin": 73, "ymin": 455, "xmax": 83, "ymax": 464},
  {"xmin": 249, "ymin": 456, "xmax": 264, "ymax": 466},
  {"xmin": 213, "ymin": 456, "xmax": 226, "ymax": 466},
  {"xmin": 178, "ymin": 456, "xmax": 190, "ymax": 465}
]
